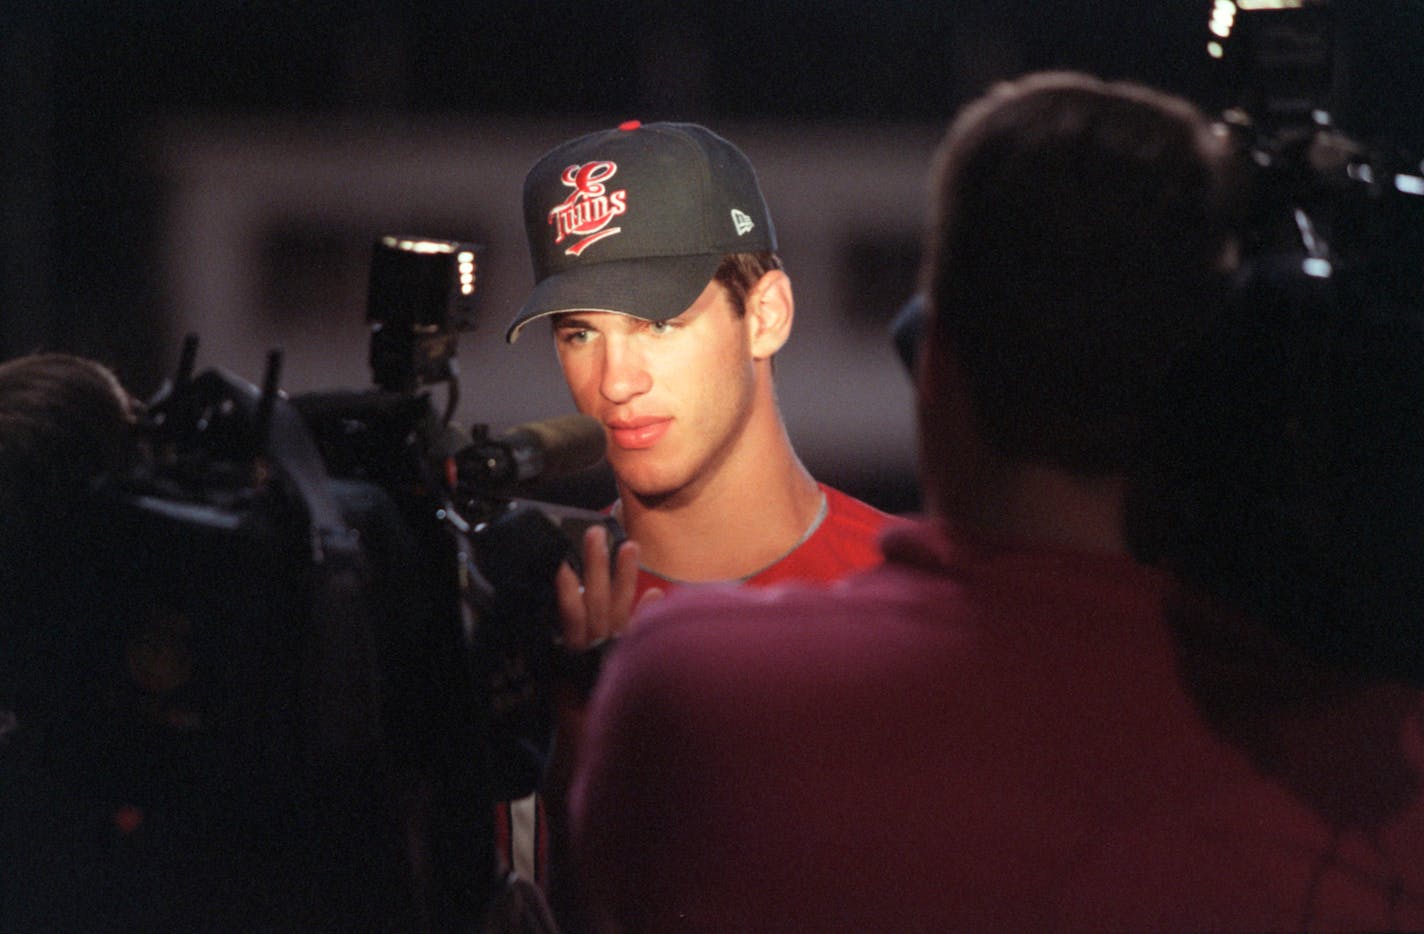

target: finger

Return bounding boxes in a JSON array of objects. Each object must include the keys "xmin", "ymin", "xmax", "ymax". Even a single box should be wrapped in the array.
[
  {"xmin": 580, "ymin": 525, "xmax": 613, "ymax": 639},
  {"xmin": 608, "ymin": 539, "xmax": 642, "ymax": 636},
  {"xmin": 555, "ymin": 561, "xmax": 589, "ymax": 648}
]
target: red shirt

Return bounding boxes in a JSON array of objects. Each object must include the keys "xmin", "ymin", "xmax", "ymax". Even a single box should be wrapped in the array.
[{"xmin": 630, "ymin": 483, "xmax": 891, "ymax": 600}]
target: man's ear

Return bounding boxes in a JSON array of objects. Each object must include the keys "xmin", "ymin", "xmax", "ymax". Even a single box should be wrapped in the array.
[{"xmin": 745, "ymin": 269, "xmax": 794, "ymax": 359}]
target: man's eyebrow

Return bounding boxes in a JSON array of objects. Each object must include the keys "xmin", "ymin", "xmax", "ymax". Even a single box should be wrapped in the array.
[
  {"xmin": 552, "ymin": 312, "xmax": 652, "ymax": 331},
  {"xmin": 551, "ymin": 313, "xmax": 595, "ymax": 329}
]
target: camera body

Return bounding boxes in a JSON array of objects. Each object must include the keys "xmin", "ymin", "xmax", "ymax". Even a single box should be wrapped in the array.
[
  {"xmin": 1135, "ymin": 0, "xmax": 1424, "ymax": 680},
  {"xmin": 23, "ymin": 238, "xmax": 615, "ymax": 928}
]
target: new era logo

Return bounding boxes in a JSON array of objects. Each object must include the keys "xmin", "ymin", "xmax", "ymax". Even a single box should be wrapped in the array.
[{"xmin": 731, "ymin": 209, "xmax": 755, "ymax": 236}]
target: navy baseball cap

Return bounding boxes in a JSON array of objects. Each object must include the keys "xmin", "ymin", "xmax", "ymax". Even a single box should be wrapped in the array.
[{"xmin": 506, "ymin": 120, "xmax": 777, "ymax": 342}]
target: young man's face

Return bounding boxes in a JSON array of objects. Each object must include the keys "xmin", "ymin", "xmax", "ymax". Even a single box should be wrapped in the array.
[{"xmin": 552, "ymin": 278, "xmax": 759, "ymax": 503}]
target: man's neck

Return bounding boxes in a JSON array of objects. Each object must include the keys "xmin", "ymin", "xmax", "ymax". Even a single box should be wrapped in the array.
[
  {"xmin": 918, "ymin": 345, "xmax": 1129, "ymax": 555},
  {"xmin": 615, "ymin": 417, "xmax": 823, "ymax": 583},
  {"xmin": 934, "ymin": 461, "xmax": 1130, "ymax": 556}
]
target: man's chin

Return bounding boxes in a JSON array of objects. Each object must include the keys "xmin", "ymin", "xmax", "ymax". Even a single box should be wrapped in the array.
[{"xmin": 617, "ymin": 470, "xmax": 691, "ymax": 510}]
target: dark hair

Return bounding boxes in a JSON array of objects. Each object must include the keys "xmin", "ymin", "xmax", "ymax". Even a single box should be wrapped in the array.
[
  {"xmin": 0, "ymin": 353, "xmax": 136, "ymax": 546},
  {"xmin": 713, "ymin": 251, "xmax": 784, "ymax": 315},
  {"xmin": 923, "ymin": 71, "xmax": 1234, "ymax": 475}
]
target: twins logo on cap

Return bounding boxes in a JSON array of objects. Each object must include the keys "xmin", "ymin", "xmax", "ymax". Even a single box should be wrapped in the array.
[
  {"xmin": 507, "ymin": 121, "xmax": 779, "ymax": 342},
  {"xmin": 549, "ymin": 161, "xmax": 628, "ymax": 257}
]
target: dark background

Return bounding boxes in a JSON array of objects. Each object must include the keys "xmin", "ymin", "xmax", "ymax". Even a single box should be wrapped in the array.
[
  {"xmin": 4, "ymin": 6, "xmax": 1422, "ymax": 926},
  {"xmin": 2, "ymin": 0, "xmax": 1421, "ymax": 455}
]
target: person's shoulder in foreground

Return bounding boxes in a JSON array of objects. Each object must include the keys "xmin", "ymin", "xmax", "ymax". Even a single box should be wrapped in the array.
[{"xmin": 574, "ymin": 517, "xmax": 1424, "ymax": 931}]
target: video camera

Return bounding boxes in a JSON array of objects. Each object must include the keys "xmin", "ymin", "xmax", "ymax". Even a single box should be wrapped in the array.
[
  {"xmin": 66, "ymin": 236, "xmax": 621, "ymax": 928},
  {"xmin": 1137, "ymin": 0, "xmax": 1424, "ymax": 681}
]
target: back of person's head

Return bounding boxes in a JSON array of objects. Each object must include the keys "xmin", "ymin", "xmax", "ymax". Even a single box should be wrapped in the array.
[
  {"xmin": 923, "ymin": 71, "xmax": 1234, "ymax": 475},
  {"xmin": 0, "ymin": 353, "xmax": 136, "ymax": 585},
  {"xmin": 0, "ymin": 350, "xmax": 138, "ymax": 620}
]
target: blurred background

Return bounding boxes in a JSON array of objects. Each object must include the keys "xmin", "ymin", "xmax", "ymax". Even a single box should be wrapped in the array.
[{"xmin": 3, "ymin": 0, "xmax": 1422, "ymax": 512}]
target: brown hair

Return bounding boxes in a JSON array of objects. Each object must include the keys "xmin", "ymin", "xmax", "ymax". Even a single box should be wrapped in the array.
[
  {"xmin": 713, "ymin": 251, "xmax": 784, "ymax": 314},
  {"xmin": 923, "ymin": 71, "xmax": 1235, "ymax": 474},
  {"xmin": 0, "ymin": 353, "xmax": 136, "ymax": 531}
]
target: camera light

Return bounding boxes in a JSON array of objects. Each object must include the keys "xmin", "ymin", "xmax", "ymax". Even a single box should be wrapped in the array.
[
  {"xmin": 1302, "ymin": 258, "xmax": 1332, "ymax": 278},
  {"xmin": 1208, "ymin": 41, "xmax": 1225, "ymax": 58},
  {"xmin": 367, "ymin": 235, "xmax": 483, "ymax": 391},
  {"xmin": 1395, "ymin": 174, "xmax": 1424, "ymax": 197},
  {"xmin": 458, "ymin": 250, "xmax": 478, "ymax": 296},
  {"xmin": 384, "ymin": 236, "xmax": 456, "ymax": 255},
  {"xmin": 1210, "ymin": 0, "xmax": 1237, "ymax": 38}
]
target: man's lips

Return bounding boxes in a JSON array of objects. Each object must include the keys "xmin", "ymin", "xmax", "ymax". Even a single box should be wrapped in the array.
[{"xmin": 606, "ymin": 417, "xmax": 672, "ymax": 450}]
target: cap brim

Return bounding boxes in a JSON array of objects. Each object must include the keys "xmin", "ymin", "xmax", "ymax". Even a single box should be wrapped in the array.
[{"xmin": 506, "ymin": 253, "xmax": 725, "ymax": 342}]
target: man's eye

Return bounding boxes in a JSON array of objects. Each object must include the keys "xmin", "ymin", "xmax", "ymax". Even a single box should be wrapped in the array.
[
  {"xmin": 559, "ymin": 329, "xmax": 592, "ymax": 345},
  {"xmin": 649, "ymin": 320, "xmax": 674, "ymax": 335}
]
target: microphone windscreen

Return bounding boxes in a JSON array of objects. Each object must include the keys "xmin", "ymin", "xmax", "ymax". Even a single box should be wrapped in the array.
[{"xmin": 505, "ymin": 413, "xmax": 606, "ymax": 480}]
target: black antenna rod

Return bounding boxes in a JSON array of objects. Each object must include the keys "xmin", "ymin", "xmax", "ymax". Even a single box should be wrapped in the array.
[
  {"xmin": 254, "ymin": 348, "xmax": 283, "ymax": 450},
  {"xmin": 175, "ymin": 333, "xmax": 199, "ymax": 388}
]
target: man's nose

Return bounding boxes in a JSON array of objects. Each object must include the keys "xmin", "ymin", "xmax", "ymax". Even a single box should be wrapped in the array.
[{"xmin": 599, "ymin": 339, "xmax": 653, "ymax": 404}]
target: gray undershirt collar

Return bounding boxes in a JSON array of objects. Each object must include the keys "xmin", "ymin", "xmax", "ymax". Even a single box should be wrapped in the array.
[{"xmin": 622, "ymin": 490, "xmax": 829, "ymax": 587}]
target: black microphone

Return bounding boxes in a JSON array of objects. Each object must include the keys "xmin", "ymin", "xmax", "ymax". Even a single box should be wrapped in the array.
[{"xmin": 456, "ymin": 413, "xmax": 606, "ymax": 488}]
